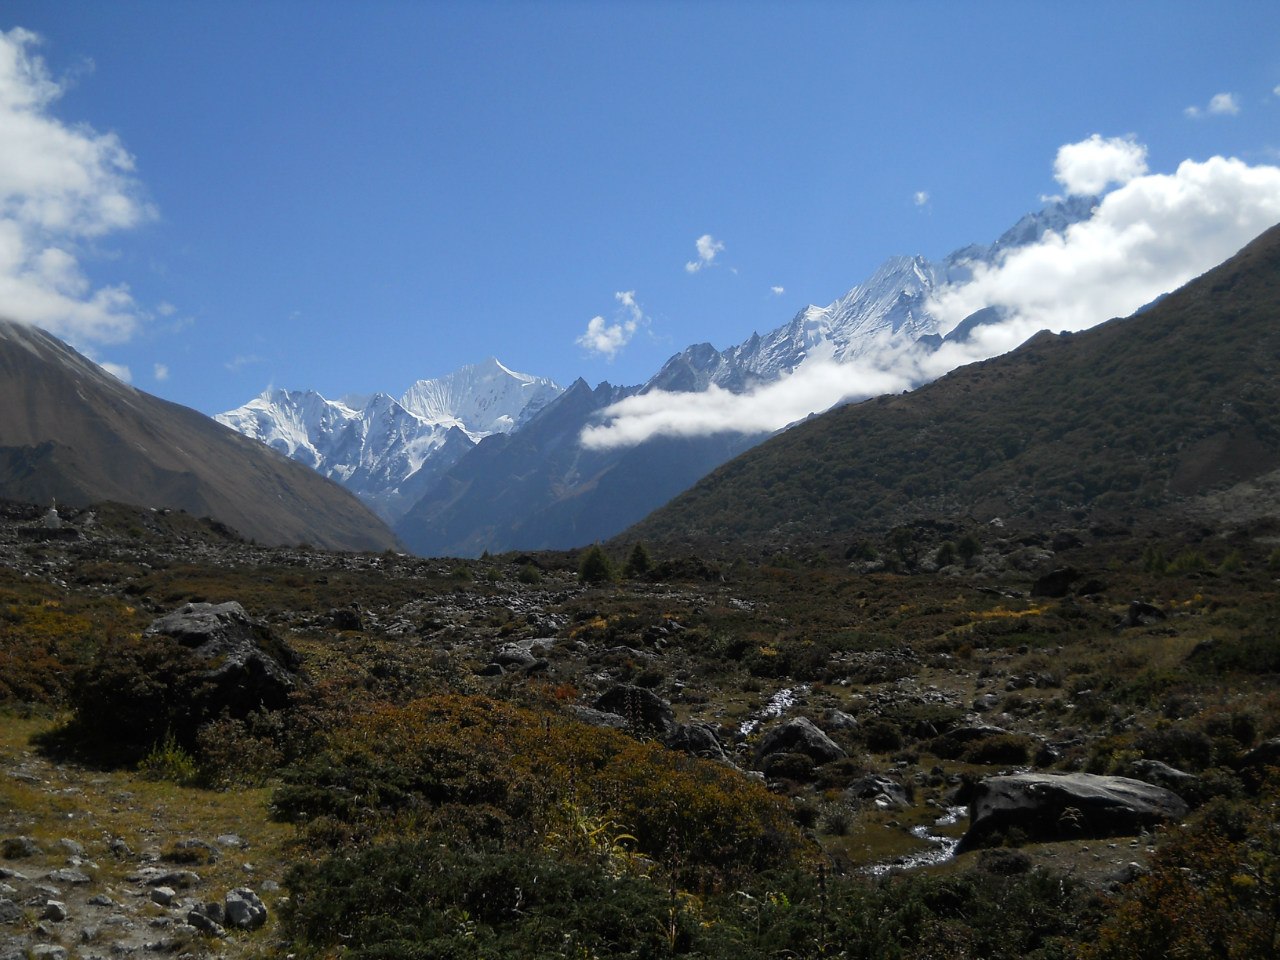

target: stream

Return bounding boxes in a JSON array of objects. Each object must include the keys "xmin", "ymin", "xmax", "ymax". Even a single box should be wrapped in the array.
[
  {"xmin": 738, "ymin": 684, "xmax": 809, "ymax": 737},
  {"xmin": 865, "ymin": 805, "xmax": 968, "ymax": 875}
]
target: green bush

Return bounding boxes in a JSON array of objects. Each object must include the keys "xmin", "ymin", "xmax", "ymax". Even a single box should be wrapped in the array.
[{"xmin": 578, "ymin": 545, "xmax": 616, "ymax": 585}]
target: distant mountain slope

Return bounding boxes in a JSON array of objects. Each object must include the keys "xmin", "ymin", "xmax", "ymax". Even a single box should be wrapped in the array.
[
  {"xmin": 623, "ymin": 222, "xmax": 1280, "ymax": 555},
  {"xmin": 397, "ymin": 199, "xmax": 1101, "ymax": 556},
  {"xmin": 0, "ymin": 320, "xmax": 399, "ymax": 551},
  {"xmin": 394, "ymin": 379, "xmax": 755, "ymax": 556},
  {"xmin": 216, "ymin": 358, "xmax": 562, "ymax": 524}
]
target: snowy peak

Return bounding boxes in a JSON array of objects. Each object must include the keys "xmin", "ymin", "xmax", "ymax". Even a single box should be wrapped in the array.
[
  {"xmin": 399, "ymin": 357, "xmax": 563, "ymax": 440},
  {"xmin": 645, "ymin": 198, "xmax": 1098, "ymax": 395},
  {"xmin": 217, "ymin": 360, "xmax": 563, "ymax": 524}
]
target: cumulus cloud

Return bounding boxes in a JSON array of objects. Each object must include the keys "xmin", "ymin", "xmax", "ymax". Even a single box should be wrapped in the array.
[
  {"xmin": 928, "ymin": 153, "xmax": 1280, "ymax": 343},
  {"xmin": 770, "ymin": 285, "xmax": 785, "ymax": 296},
  {"xmin": 0, "ymin": 28, "xmax": 154, "ymax": 345},
  {"xmin": 97, "ymin": 360, "xmax": 131, "ymax": 382},
  {"xmin": 1053, "ymin": 134, "xmax": 1147, "ymax": 195},
  {"xmin": 914, "ymin": 190, "xmax": 930, "ymax": 207},
  {"xmin": 583, "ymin": 139, "xmax": 1280, "ymax": 450},
  {"xmin": 575, "ymin": 290, "xmax": 646, "ymax": 360},
  {"xmin": 153, "ymin": 362, "xmax": 169, "ymax": 381},
  {"xmin": 1186, "ymin": 92, "xmax": 1241, "ymax": 119},
  {"xmin": 684, "ymin": 233, "xmax": 724, "ymax": 273}
]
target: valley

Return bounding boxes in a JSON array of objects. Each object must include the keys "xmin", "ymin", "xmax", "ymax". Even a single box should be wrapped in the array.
[{"xmin": 2, "ymin": 497, "xmax": 1277, "ymax": 958}]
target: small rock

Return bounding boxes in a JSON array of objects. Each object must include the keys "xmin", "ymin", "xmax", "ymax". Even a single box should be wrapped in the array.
[
  {"xmin": 30, "ymin": 945, "xmax": 67, "ymax": 960},
  {"xmin": 213, "ymin": 835, "xmax": 245, "ymax": 849},
  {"xmin": 186, "ymin": 909, "xmax": 226, "ymax": 938},
  {"xmin": 56, "ymin": 839, "xmax": 84, "ymax": 858},
  {"xmin": 151, "ymin": 887, "xmax": 176, "ymax": 907},
  {"xmin": 146, "ymin": 870, "xmax": 199, "ymax": 889},
  {"xmin": 87, "ymin": 894, "xmax": 115, "ymax": 908},
  {"xmin": 42, "ymin": 900, "xmax": 67, "ymax": 922},
  {"xmin": 108, "ymin": 838, "xmax": 133, "ymax": 858},
  {"xmin": 0, "ymin": 898, "xmax": 22, "ymax": 923},
  {"xmin": 46, "ymin": 869, "xmax": 91, "ymax": 885}
]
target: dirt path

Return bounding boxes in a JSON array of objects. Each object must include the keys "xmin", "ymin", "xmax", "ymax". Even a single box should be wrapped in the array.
[{"xmin": 1, "ymin": 716, "xmax": 290, "ymax": 960}]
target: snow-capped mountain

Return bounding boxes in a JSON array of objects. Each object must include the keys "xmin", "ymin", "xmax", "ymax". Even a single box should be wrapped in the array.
[
  {"xmin": 647, "ymin": 194, "xmax": 1097, "ymax": 394},
  {"xmin": 216, "ymin": 358, "xmax": 562, "ymax": 523},
  {"xmin": 222, "ymin": 197, "xmax": 1101, "ymax": 555}
]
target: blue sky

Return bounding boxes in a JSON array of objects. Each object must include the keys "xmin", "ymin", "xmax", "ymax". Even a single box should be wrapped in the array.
[{"xmin": 3, "ymin": 1, "xmax": 1280, "ymax": 417}]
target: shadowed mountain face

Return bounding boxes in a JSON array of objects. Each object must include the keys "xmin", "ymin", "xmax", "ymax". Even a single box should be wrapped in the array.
[
  {"xmin": 624, "ymin": 222, "xmax": 1280, "ymax": 556},
  {"xmin": 394, "ymin": 378, "xmax": 756, "ymax": 557},
  {"xmin": 0, "ymin": 320, "xmax": 399, "ymax": 551}
]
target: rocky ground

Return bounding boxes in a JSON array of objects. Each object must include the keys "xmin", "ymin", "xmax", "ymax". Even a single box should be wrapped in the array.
[
  {"xmin": 0, "ymin": 714, "xmax": 285, "ymax": 960},
  {"xmin": 2, "ymin": 499, "xmax": 1278, "ymax": 956}
]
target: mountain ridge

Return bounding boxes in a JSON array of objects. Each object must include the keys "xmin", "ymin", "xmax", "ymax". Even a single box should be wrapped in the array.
[
  {"xmin": 0, "ymin": 319, "xmax": 399, "ymax": 551},
  {"xmin": 620, "ymin": 220, "xmax": 1280, "ymax": 556}
]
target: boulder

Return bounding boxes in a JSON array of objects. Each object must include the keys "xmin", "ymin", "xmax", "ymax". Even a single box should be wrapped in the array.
[
  {"xmin": 224, "ymin": 887, "xmax": 267, "ymax": 931},
  {"xmin": 1126, "ymin": 600, "xmax": 1167, "ymax": 627},
  {"xmin": 1030, "ymin": 567, "xmax": 1079, "ymax": 598},
  {"xmin": 566, "ymin": 706, "xmax": 629, "ymax": 731},
  {"xmin": 755, "ymin": 717, "xmax": 845, "ymax": 766},
  {"xmin": 187, "ymin": 908, "xmax": 226, "ymax": 938},
  {"xmin": 1, "ymin": 837, "xmax": 40, "ymax": 859},
  {"xmin": 846, "ymin": 774, "xmax": 911, "ymax": 809},
  {"xmin": 145, "ymin": 602, "xmax": 299, "ymax": 717},
  {"xmin": 1238, "ymin": 737, "xmax": 1280, "ymax": 772},
  {"xmin": 958, "ymin": 772, "xmax": 1189, "ymax": 851},
  {"xmin": 1124, "ymin": 759, "xmax": 1198, "ymax": 793},
  {"xmin": 664, "ymin": 722, "xmax": 727, "ymax": 761},
  {"xmin": 591, "ymin": 684, "xmax": 674, "ymax": 735}
]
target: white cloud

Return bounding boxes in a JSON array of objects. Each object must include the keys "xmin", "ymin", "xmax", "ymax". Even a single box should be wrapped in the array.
[
  {"xmin": 98, "ymin": 360, "xmax": 131, "ymax": 382},
  {"xmin": 1053, "ymin": 134, "xmax": 1147, "ymax": 195},
  {"xmin": 582, "ymin": 142, "xmax": 1280, "ymax": 450},
  {"xmin": 1209, "ymin": 92, "xmax": 1241, "ymax": 115},
  {"xmin": 225, "ymin": 354, "xmax": 264, "ymax": 372},
  {"xmin": 928, "ymin": 153, "xmax": 1280, "ymax": 344},
  {"xmin": 684, "ymin": 233, "xmax": 724, "ymax": 273},
  {"xmin": 575, "ymin": 290, "xmax": 646, "ymax": 360},
  {"xmin": 770, "ymin": 285, "xmax": 785, "ymax": 296},
  {"xmin": 914, "ymin": 190, "xmax": 930, "ymax": 207},
  {"xmin": 1274, "ymin": 84, "xmax": 1280, "ymax": 98},
  {"xmin": 153, "ymin": 362, "xmax": 169, "ymax": 381},
  {"xmin": 1186, "ymin": 92, "xmax": 1242, "ymax": 119},
  {"xmin": 582, "ymin": 354, "xmax": 914, "ymax": 449},
  {"xmin": 0, "ymin": 28, "xmax": 154, "ymax": 345}
]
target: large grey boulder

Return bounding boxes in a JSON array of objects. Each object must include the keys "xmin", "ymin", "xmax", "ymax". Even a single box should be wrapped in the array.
[
  {"xmin": 755, "ymin": 717, "xmax": 845, "ymax": 766},
  {"xmin": 224, "ymin": 887, "xmax": 268, "ymax": 930},
  {"xmin": 664, "ymin": 722, "xmax": 728, "ymax": 762},
  {"xmin": 591, "ymin": 684, "xmax": 675, "ymax": 736},
  {"xmin": 145, "ymin": 602, "xmax": 299, "ymax": 717},
  {"xmin": 958, "ymin": 772, "xmax": 1189, "ymax": 851}
]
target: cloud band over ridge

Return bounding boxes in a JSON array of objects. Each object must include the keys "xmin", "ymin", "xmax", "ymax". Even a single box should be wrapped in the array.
[{"xmin": 582, "ymin": 139, "xmax": 1280, "ymax": 451}]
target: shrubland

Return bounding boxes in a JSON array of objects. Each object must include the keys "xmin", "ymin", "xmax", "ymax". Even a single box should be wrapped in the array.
[{"xmin": 1, "ymin": 499, "xmax": 1278, "ymax": 958}]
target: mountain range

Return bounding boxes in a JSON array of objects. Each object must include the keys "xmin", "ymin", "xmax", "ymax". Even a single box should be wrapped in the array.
[
  {"xmin": 215, "ymin": 358, "xmax": 562, "ymax": 523},
  {"xmin": 218, "ymin": 196, "xmax": 1099, "ymax": 556},
  {"xmin": 0, "ymin": 320, "xmax": 398, "ymax": 552},
  {"xmin": 624, "ymin": 221, "xmax": 1280, "ymax": 557}
]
